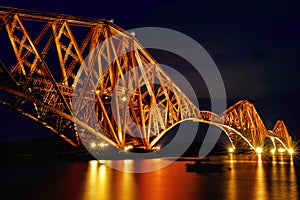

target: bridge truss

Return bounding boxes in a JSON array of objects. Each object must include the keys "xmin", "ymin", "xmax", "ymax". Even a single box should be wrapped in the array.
[{"xmin": 0, "ymin": 7, "xmax": 294, "ymax": 154}]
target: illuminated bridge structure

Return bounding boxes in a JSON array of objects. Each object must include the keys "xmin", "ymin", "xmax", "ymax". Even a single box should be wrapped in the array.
[
  {"xmin": 0, "ymin": 7, "xmax": 294, "ymax": 155},
  {"xmin": 200, "ymin": 101, "xmax": 293, "ymax": 154}
]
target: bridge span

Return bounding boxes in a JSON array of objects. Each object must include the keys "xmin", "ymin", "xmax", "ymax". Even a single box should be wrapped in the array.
[{"xmin": 0, "ymin": 7, "xmax": 294, "ymax": 155}]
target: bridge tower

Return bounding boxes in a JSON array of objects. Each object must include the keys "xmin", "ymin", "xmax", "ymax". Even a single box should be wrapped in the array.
[
  {"xmin": 271, "ymin": 120, "xmax": 292, "ymax": 148},
  {"xmin": 0, "ymin": 6, "xmax": 200, "ymax": 150},
  {"xmin": 222, "ymin": 100, "xmax": 268, "ymax": 150}
]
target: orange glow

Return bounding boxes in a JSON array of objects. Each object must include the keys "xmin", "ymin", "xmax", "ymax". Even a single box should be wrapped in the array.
[{"xmin": 228, "ymin": 147, "xmax": 234, "ymax": 153}]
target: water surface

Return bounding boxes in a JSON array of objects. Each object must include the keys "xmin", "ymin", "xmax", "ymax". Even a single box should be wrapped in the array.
[{"xmin": 1, "ymin": 155, "xmax": 299, "ymax": 200}]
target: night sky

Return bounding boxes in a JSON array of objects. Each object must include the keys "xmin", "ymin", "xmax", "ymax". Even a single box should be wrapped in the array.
[{"xmin": 0, "ymin": 0, "xmax": 300, "ymax": 142}]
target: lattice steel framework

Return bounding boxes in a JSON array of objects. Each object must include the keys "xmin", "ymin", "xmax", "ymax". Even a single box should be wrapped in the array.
[
  {"xmin": 271, "ymin": 120, "xmax": 291, "ymax": 148},
  {"xmin": 204, "ymin": 100, "xmax": 293, "ymax": 151},
  {"xmin": 222, "ymin": 100, "xmax": 268, "ymax": 149},
  {"xmin": 0, "ymin": 7, "xmax": 293, "ymax": 152},
  {"xmin": 0, "ymin": 6, "xmax": 200, "ymax": 149}
]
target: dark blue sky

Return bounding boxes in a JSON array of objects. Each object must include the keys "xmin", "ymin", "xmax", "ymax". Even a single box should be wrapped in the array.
[{"xmin": 0, "ymin": 0, "xmax": 300, "ymax": 141}]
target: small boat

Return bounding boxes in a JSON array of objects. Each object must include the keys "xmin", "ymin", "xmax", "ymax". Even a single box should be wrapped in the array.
[{"xmin": 186, "ymin": 161, "xmax": 224, "ymax": 173}]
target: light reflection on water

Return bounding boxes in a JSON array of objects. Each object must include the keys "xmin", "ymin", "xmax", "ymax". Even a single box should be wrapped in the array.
[
  {"xmin": 227, "ymin": 154, "xmax": 237, "ymax": 200},
  {"xmin": 226, "ymin": 155, "xmax": 298, "ymax": 200},
  {"xmin": 0, "ymin": 156, "xmax": 298, "ymax": 200},
  {"xmin": 255, "ymin": 154, "xmax": 265, "ymax": 199},
  {"xmin": 80, "ymin": 156, "xmax": 298, "ymax": 200}
]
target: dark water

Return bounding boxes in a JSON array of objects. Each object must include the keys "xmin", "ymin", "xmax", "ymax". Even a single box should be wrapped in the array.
[{"xmin": 1, "ymin": 155, "xmax": 299, "ymax": 200}]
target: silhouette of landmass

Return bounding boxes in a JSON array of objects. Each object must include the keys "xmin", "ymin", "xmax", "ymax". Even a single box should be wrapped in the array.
[{"xmin": 0, "ymin": 137, "xmax": 93, "ymax": 166}]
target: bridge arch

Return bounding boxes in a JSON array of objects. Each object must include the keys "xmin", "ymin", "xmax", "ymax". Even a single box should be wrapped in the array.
[{"xmin": 0, "ymin": 7, "xmax": 294, "ymax": 155}]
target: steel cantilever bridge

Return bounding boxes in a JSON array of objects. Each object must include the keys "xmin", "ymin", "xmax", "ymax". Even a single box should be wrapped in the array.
[{"xmin": 0, "ymin": 7, "xmax": 294, "ymax": 155}]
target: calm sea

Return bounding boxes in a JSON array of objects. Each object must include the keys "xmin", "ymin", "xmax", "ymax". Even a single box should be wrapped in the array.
[{"xmin": 1, "ymin": 155, "xmax": 299, "ymax": 200}]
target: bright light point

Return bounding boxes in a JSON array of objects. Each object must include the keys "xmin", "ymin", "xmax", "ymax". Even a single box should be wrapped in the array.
[
  {"xmin": 120, "ymin": 96, "xmax": 127, "ymax": 102},
  {"xmin": 124, "ymin": 159, "xmax": 132, "ymax": 164},
  {"xmin": 98, "ymin": 142, "xmax": 108, "ymax": 148},
  {"xmin": 288, "ymin": 148, "xmax": 294, "ymax": 155},
  {"xmin": 91, "ymin": 142, "xmax": 96, "ymax": 148},
  {"xmin": 271, "ymin": 149, "xmax": 276, "ymax": 154},
  {"xmin": 124, "ymin": 145, "xmax": 133, "ymax": 151},
  {"xmin": 278, "ymin": 148, "xmax": 286, "ymax": 153},
  {"xmin": 95, "ymin": 90, "xmax": 100, "ymax": 94},
  {"xmin": 228, "ymin": 147, "xmax": 234, "ymax": 153},
  {"xmin": 152, "ymin": 146, "xmax": 161, "ymax": 151},
  {"xmin": 256, "ymin": 147, "xmax": 263, "ymax": 154}
]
